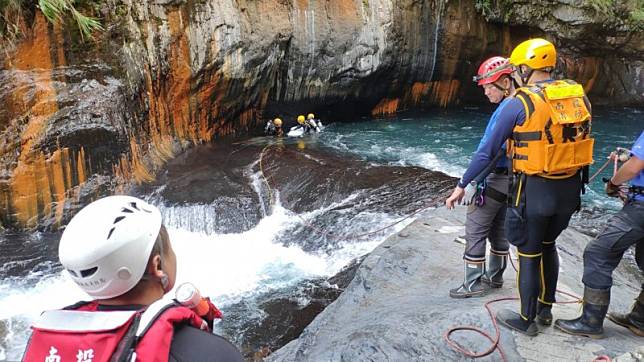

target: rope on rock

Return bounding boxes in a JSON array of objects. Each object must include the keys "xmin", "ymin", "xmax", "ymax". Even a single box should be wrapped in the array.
[
  {"xmin": 445, "ymin": 148, "xmax": 630, "ymax": 361},
  {"xmin": 444, "ymin": 256, "xmax": 582, "ymax": 361},
  {"xmin": 258, "ymin": 143, "xmax": 446, "ymax": 241}
]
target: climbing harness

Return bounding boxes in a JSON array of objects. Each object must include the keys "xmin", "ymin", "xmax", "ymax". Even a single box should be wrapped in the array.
[{"xmin": 258, "ymin": 143, "xmax": 447, "ymax": 241}]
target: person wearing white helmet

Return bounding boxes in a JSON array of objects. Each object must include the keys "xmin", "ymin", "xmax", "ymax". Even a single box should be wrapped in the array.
[{"xmin": 22, "ymin": 195, "xmax": 243, "ymax": 362}]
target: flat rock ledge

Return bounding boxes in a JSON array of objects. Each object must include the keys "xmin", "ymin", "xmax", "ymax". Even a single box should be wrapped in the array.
[{"xmin": 268, "ymin": 207, "xmax": 644, "ymax": 361}]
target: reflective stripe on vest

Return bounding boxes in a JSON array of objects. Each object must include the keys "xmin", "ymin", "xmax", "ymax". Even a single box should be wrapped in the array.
[{"xmin": 509, "ymin": 80, "xmax": 594, "ymax": 178}]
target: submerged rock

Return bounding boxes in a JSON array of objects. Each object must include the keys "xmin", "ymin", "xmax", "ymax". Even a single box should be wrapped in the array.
[
  {"xmin": 269, "ymin": 207, "xmax": 643, "ymax": 361},
  {"xmin": 218, "ymin": 258, "xmax": 363, "ymax": 360}
]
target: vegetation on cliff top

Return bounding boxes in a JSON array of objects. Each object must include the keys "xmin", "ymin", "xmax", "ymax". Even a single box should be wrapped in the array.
[
  {"xmin": 0, "ymin": 0, "xmax": 102, "ymax": 48},
  {"xmin": 475, "ymin": 0, "xmax": 643, "ymax": 32}
]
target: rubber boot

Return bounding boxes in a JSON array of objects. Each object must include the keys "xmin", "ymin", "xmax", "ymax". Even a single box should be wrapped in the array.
[
  {"xmin": 482, "ymin": 250, "xmax": 507, "ymax": 288},
  {"xmin": 607, "ymin": 289, "xmax": 644, "ymax": 337},
  {"xmin": 495, "ymin": 253, "xmax": 541, "ymax": 337},
  {"xmin": 536, "ymin": 301, "xmax": 553, "ymax": 326},
  {"xmin": 536, "ymin": 242, "xmax": 559, "ymax": 326},
  {"xmin": 450, "ymin": 261, "xmax": 487, "ymax": 298},
  {"xmin": 554, "ymin": 286, "xmax": 610, "ymax": 339}
]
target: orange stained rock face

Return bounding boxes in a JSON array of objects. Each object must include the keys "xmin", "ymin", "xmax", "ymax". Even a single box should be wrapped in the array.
[
  {"xmin": 371, "ymin": 98, "xmax": 400, "ymax": 116},
  {"xmin": 10, "ymin": 148, "xmax": 87, "ymax": 228},
  {"xmin": 409, "ymin": 82, "xmax": 431, "ymax": 105},
  {"xmin": 3, "ymin": 13, "xmax": 88, "ymax": 228},
  {"xmin": 429, "ymin": 80, "xmax": 460, "ymax": 108},
  {"xmin": 562, "ymin": 56, "xmax": 601, "ymax": 94}
]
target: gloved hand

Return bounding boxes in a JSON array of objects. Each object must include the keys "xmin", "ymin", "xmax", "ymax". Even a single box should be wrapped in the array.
[
  {"xmin": 605, "ymin": 178, "xmax": 629, "ymax": 202},
  {"xmin": 201, "ymin": 297, "xmax": 224, "ymax": 330},
  {"xmin": 461, "ymin": 182, "xmax": 477, "ymax": 206},
  {"xmin": 605, "ymin": 178, "xmax": 620, "ymax": 198}
]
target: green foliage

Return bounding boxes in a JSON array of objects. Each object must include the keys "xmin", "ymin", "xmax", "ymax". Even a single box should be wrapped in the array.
[
  {"xmin": 0, "ymin": 0, "xmax": 102, "ymax": 47},
  {"xmin": 475, "ymin": 0, "xmax": 494, "ymax": 17},
  {"xmin": 38, "ymin": 0, "xmax": 103, "ymax": 40},
  {"xmin": 585, "ymin": 0, "xmax": 614, "ymax": 15}
]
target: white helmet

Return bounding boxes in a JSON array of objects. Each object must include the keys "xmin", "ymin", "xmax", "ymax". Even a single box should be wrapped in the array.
[{"xmin": 59, "ymin": 195, "xmax": 162, "ymax": 299}]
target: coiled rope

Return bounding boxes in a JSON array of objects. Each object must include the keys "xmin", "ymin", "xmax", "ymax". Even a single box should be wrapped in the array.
[{"xmin": 445, "ymin": 148, "xmax": 631, "ymax": 360}]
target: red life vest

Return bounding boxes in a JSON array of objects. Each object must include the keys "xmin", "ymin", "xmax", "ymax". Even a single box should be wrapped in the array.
[{"xmin": 22, "ymin": 299, "xmax": 208, "ymax": 362}]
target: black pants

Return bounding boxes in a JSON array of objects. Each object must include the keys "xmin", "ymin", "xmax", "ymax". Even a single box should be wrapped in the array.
[
  {"xmin": 582, "ymin": 200, "xmax": 644, "ymax": 290},
  {"xmin": 505, "ymin": 173, "xmax": 581, "ymax": 320}
]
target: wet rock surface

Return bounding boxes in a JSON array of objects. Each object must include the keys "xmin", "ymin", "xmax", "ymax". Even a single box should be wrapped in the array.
[
  {"xmin": 2, "ymin": 0, "xmax": 643, "ymax": 229},
  {"xmin": 218, "ymin": 258, "xmax": 363, "ymax": 360},
  {"xmin": 140, "ymin": 139, "xmax": 454, "ymax": 245},
  {"xmin": 269, "ymin": 207, "xmax": 644, "ymax": 361}
]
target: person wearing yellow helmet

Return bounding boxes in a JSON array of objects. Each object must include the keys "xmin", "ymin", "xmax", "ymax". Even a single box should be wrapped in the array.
[
  {"xmin": 445, "ymin": 38, "xmax": 594, "ymax": 337},
  {"xmin": 307, "ymin": 113, "xmax": 323, "ymax": 131},
  {"xmin": 289, "ymin": 114, "xmax": 320, "ymax": 136},
  {"xmin": 264, "ymin": 117, "xmax": 284, "ymax": 137}
]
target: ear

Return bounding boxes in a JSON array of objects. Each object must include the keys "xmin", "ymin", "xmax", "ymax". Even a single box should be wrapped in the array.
[{"xmin": 148, "ymin": 254, "xmax": 164, "ymax": 277}]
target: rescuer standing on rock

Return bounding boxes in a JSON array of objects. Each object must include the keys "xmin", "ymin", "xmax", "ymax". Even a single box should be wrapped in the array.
[
  {"xmin": 448, "ymin": 56, "xmax": 515, "ymax": 299},
  {"xmin": 555, "ymin": 131, "xmax": 644, "ymax": 338},
  {"xmin": 445, "ymin": 38, "xmax": 594, "ymax": 336}
]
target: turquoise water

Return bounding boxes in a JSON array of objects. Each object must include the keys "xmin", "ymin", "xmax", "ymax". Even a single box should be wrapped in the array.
[{"xmin": 317, "ymin": 107, "xmax": 643, "ymax": 211}]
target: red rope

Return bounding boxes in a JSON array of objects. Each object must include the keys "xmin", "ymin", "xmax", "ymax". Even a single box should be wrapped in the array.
[{"xmin": 444, "ymin": 256, "xmax": 582, "ymax": 361}]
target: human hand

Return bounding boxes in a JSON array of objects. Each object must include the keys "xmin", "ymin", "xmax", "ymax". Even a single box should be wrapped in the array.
[
  {"xmin": 605, "ymin": 178, "xmax": 621, "ymax": 197},
  {"xmin": 445, "ymin": 186, "xmax": 465, "ymax": 209},
  {"xmin": 462, "ymin": 183, "xmax": 477, "ymax": 206}
]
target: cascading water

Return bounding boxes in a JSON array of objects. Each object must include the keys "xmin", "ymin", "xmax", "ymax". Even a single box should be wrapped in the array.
[{"xmin": 0, "ymin": 107, "xmax": 639, "ymax": 360}]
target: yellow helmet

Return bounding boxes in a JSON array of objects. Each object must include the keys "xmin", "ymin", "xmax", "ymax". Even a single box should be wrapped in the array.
[
  {"xmin": 509, "ymin": 38, "xmax": 556, "ymax": 70},
  {"xmin": 297, "ymin": 115, "xmax": 305, "ymax": 124},
  {"xmin": 307, "ymin": 113, "xmax": 315, "ymax": 120},
  {"xmin": 273, "ymin": 118, "xmax": 282, "ymax": 127}
]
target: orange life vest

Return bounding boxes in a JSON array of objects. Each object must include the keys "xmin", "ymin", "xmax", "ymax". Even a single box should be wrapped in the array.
[{"xmin": 510, "ymin": 79, "xmax": 594, "ymax": 178}]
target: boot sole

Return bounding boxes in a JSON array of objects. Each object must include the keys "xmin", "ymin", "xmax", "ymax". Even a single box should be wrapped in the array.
[
  {"xmin": 480, "ymin": 278, "xmax": 503, "ymax": 288},
  {"xmin": 607, "ymin": 315, "xmax": 644, "ymax": 337},
  {"xmin": 449, "ymin": 290, "xmax": 487, "ymax": 299},
  {"xmin": 536, "ymin": 316, "xmax": 552, "ymax": 326},
  {"xmin": 553, "ymin": 323, "xmax": 603, "ymax": 339},
  {"xmin": 496, "ymin": 317, "xmax": 538, "ymax": 337}
]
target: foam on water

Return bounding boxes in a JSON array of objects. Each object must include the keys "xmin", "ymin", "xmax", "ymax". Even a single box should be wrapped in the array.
[{"xmin": 0, "ymin": 196, "xmax": 406, "ymax": 360}]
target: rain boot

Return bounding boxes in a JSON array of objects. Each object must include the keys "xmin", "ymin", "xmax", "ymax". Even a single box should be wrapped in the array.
[
  {"xmin": 554, "ymin": 286, "xmax": 610, "ymax": 339},
  {"xmin": 482, "ymin": 250, "xmax": 507, "ymax": 288},
  {"xmin": 495, "ymin": 252, "xmax": 541, "ymax": 337},
  {"xmin": 536, "ymin": 242, "xmax": 559, "ymax": 326},
  {"xmin": 450, "ymin": 261, "xmax": 487, "ymax": 298},
  {"xmin": 607, "ymin": 289, "xmax": 644, "ymax": 337}
]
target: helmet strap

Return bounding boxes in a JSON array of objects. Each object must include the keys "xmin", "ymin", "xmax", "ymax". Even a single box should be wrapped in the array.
[
  {"xmin": 518, "ymin": 65, "xmax": 534, "ymax": 85},
  {"xmin": 160, "ymin": 273, "xmax": 170, "ymax": 292}
]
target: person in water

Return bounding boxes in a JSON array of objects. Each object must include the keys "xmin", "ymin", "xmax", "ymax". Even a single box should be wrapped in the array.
[
  {"xmin": 22, "ymin": 195, "xmax": 244, "ymax": 362},
  {"xmin": 445, "ymin": 38, "xmax": 594, "ymax": 336},
  {"xmin": 293, "ymin": 114, "xmax": 320, "ymax": 135},
  {"xmin": 448, "ymin": 56, "xmax": 514, "ymax": 298},
  {"xmin": 555, "ymin": 131, "xmax": 644, "ymax": 338},
  {"xmin": 307, "ymin": 113, "xmax": 323, "ymax": 130},
  {"xmin": 265, "ymin": 118, "xmax": 284, "ymax": 137}
]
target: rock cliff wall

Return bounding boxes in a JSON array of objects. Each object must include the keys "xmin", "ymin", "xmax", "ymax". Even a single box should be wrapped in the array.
[{"xmin": 0, "ymin": 0, "xmax": 641, "ymax": 229}]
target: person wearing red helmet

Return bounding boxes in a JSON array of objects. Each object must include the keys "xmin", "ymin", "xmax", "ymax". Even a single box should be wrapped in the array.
[{"xmin": 448, "ymin": 56, "xmax": 516, "ymax": 298}]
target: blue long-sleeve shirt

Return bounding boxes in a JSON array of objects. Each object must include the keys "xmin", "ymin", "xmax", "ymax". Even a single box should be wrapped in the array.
[
  {"xmin": 631, "ymin": 130, "xmax": 644, "ymax": 201},
  {"xmin": 458, "ymin": 97, "xmax": 526, "ymax": 188}
]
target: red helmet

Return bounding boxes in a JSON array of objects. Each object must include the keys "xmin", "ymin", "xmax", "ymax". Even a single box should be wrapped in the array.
[{"xmin": 474, "ymin": 56, "xmax": 512, "ymax": 85}]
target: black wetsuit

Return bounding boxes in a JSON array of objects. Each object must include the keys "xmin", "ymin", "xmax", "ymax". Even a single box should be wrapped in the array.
[{"xmin": 96, "ymin": 304, "xmax": 244, "ymax": 362}]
